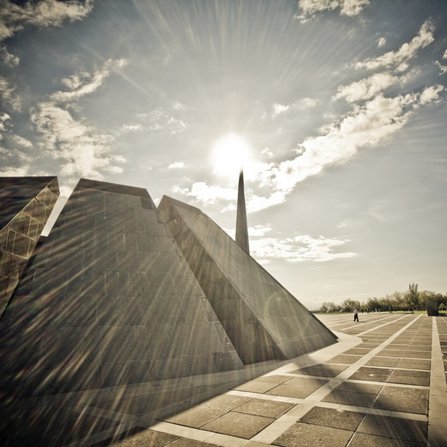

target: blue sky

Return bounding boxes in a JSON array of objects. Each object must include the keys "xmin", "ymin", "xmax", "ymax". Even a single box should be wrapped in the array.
[{"xmin": 1, "ymin": 0, "xmax": 446, "ymax": 307}]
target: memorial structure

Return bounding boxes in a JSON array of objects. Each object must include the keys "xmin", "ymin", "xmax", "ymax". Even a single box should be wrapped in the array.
[
  {"xmin": 0, "ymin": 176, "xmax": 59, "ymax": 316},
  {"xmin": 0, "ymin": 175, "xmax": 336, "ymax": 388}
]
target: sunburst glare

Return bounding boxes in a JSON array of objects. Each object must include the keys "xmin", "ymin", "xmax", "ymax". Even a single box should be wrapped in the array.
[{"xmin": 211, "ymin": 134, "xmax": 254, "ymax": 178}]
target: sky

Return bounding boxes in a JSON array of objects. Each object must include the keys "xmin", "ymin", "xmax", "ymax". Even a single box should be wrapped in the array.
[{"xmin": 1, "ymin": 0, "xmax": 446, "ymax": 309}]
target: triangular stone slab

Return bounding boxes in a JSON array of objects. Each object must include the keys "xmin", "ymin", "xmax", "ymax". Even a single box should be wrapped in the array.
[
  {"xmin": 158, "ymin": 196, "xmax": 337, "ymax": 364},
  {"xmin": 0, "ymin": 179, "xmax": 243, "ymax": 396},
  {"xmin": 0, "ymin": 176, "xmax": 59, "ymax": 316}
]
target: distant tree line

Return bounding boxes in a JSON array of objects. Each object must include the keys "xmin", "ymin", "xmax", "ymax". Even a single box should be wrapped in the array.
[{"xmin": 319, "ymin": 284, "xmax": 447, "ymax": 313}]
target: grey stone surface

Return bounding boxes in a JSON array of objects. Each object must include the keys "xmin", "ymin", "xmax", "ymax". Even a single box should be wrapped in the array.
[
  {"xmin": 366, "ymin": 357, "xmax": 400, "ymax": 368},
  {"xmin": 166, "ymin": 406, "xmax": 227, "ymax": 428},
  {"xmin": 200, "ymin": 394, "xmax": 251, "ymax": 411},
  {"xmin": 299, "ymin": 406, "xmax": 365, "ymax": 431},
  {"xmin": 234, "ymin": 398, "xmax": 294, "ymax": 418},
  {"xmin": 114, "ymin": 429, "xmax": 179, "ymax": 446},
  {"xmin": 158, "ymin": 196, "xmax": 337, "ymax": 364},
  {"xmin": 372, "ymin": 386, "xmax": 429, "ymax": 414},
  {"xmin": 235, "ymin": 170, "xmax": 249, "ymax": 254},
  {"xmin": 349, "ymin": 367, "xmax": 393, "ymax": 382},
  {"xmin": 0, "ymin": 179, "xmax": 244, "ymax": 398},
  {"xmin": 291, "ymin": 363, "xmax": 347, "ymax": 377},
  {"xmin": 387, "ymin": 369, "xmax": 430, "ymax": 386},
  {"xmin": 273, "ymin": 422, "xmax": 353, "ymax": 447},
  {"xmin": 328, "ymin": 354, "xmax": 363, "ymax": 364},
  {"xmin": 201, "ymin": 411, "xmax": 274, "ymax": 439},
  {"xmin": 323, "ymin": 390, "xmax": 377, "ymax": 407},
  {"xmin": 357, "ymin": 415, "xmax": 427, "ymax": 444},
  {"xmin": 349, "ymin": 432, "xmax": 424, "ymax": 447},
  {"xmin": 169, "ymin": 439, "xmax": 218, "ymax": 447},
  {"xmin": 0, "ymin": 176, "xmax": 59, "ymax": 315},
  {"xmin": 266, "ymin": 377, "xmax": 328, "ymax": 399},
  {"xmin": 335, "ymin": 382, "xmax": 383, "ymax": 394}
]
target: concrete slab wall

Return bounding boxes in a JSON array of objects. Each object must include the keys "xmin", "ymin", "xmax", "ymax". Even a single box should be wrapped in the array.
[
  {"xmin": 0, "ymin": 179, "xmax": 243, "ymax": 397},
  {"xmin": 0, "ymin": 177, "xmax": 59, "ymax": 316},
  {"xmin": 158, "ymin": 196, "xmax": 337, "ymax": 363}
]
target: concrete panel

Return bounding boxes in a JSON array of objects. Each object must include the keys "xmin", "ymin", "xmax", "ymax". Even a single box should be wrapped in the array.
[
  {"xmin": 0, "ymin": 179, "xmax": 243, "ymax": 398},
  {"xmin": 158, "ymin": 196, "xmax": 337, "ymax": 363},
  {"xmin": 0, "ymin": 177, "xmax": 59, "ymax": 316}
]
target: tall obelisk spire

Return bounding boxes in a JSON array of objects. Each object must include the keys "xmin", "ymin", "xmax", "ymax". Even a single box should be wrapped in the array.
[{"xmin": 235, "ymin": 169, "xmax": 249, "ymax": 254}]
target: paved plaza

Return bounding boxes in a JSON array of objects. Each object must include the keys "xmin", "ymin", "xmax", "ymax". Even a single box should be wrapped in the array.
[{"xmin": 114, "ymin": 313, "xmax": 447, "ymax": 447}]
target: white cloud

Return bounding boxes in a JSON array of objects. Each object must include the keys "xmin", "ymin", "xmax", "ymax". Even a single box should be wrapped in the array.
[
  {"xmin": 0, "ymin": 165, "xmax": 29, "ymax": 176},
  {"xmin": 248, "ymin": 224, "xmax": 272, "ymax": 237},
  {"xmin": 436, "ymin": 61, "xmax": 447, "ymax": 76},
  {"xmin": 172, "ymin": 101, "xmax": 186, "ymax": 111},
  {"xmin": 271, "ymin": 103, "xmax": 290, "ymax": 118},
  {"xmin": 0, "ymin": 112, "xmax": 10, "ymax": 135},
  {"xmin": 251, "ymin": 234, "xmax": 357, "ymax": 263},
  {"xmin": 0, "ymin": 75, "xmax": 22, "ymax": 111},
  {"xmin": 175, "ymin": 84, "xmax": 443, "ymax": 214},
  {"xmin": 168, "ymin": 161, "xmax": 185, "ymax": 169},
  {"xmin": 10, "ymin": 134, "xmax": 32, "ymax": 148},
  {"xmin": 141, "ymin": 107, "xmax": 187, "ymax": 134},
  {"xmin": 120, "ymin": 123, "xmax": 143, "ymax": 133},
  {"xmin": 172, "ymin": 182, "xmax": 236, "ymax": 204},
  {"xmin": 436, "ymin": 50, "xmax": 447, "ymax": 75},
  {"xmin": 261, "ymin": 147, "xmax": 274, "ymax": 159},
  {"xmin": 31, "ymin": 101, "xmax": 119, "ymax": 179},
  {"xmin": 51, "ymin": 58, "xmax": 127, "ymax": 103},
  {"xmin": 0, "ymin": 0, "xmax": 94, "ymax": 41},
  {"xmin": 0, "ymin": 44, "xmax": 19, "ymax": 66},
  {"xmin": 419, "ymin": 84, "xmax": 444, "ymax": 105},
  {"xmin": 355, "ymin": 20, "xmax": 435, "ymax": 71},
  {"xmin": 271, "ymin": 98, "xmax": 318, "ymax": 118},
  {"xmin": 377, "ymin": 37, "xmax": 387, "ymax": 48},
  {"xmin": 250, "ymin": 87, "xmax": 443, "ymax": 211},
  {"xmin": 296, "ymin": 0, "xmax": 370, "ymax": 21},
  {"xmin": 334, "ymin": 72, "xmax": 397, "ymax": 103}
]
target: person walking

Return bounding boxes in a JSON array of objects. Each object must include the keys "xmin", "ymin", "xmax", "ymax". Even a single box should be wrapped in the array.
[{"xmin": 353, "ymin": 309, "xmax": 359, "ymax": 322}]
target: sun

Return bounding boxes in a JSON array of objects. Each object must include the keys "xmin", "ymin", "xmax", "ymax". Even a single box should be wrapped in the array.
[{"xmin": 211, "ymin": 134, "xmax": 253, "ymax": 178}]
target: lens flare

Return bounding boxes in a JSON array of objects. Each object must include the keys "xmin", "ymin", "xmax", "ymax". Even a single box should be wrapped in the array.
[{"xmin": 211, "ymin": 134, "xmax": 253, "ymax": 178}]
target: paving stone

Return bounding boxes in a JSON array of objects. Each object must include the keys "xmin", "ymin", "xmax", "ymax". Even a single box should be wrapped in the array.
[
  {"xmin": 376, "ymin": 350, "xmax": 402, "ymax": 358},
  {"xmin": 357, "ymin": 414, "xmax": 427, "ymax": 444},
  {"xmin": 200, "ymin": 394, "xmax": 251, "ymax": 411},
  {"xmin": 256, "ymin": 375, "xmax": 291, "ymax": 384},
  {"xmin": 387, "ymin": 370, "xmax": 430, "ymax": 386},
  {"xmin": 114, "ymin": 429, "xmax": 179, "ymax": 446},
  {"xmin": 165, "ymin": 406, "xmax": 227, "ymax": 428},
  {"xmin": 366, "ymin": 357, "xmax": 399, "ymax": 368},
  {"xmin": 201, "ymin": 411, "xmax": 274, "ymax": 439},
  {"xmin": 372, "ymin": 386, "xmax": 428, "ymax": 414},
  {"xmin": 299, "ymin": 406, "xmax": 364, "ymax": 431},
  {"xmin": 235, "ymin": 380, "xmax": 278, "ymax": 393},
  {"xmin": 234, "ymin": 398, "xmax": 295, "ymax": 418},
  {"xmin": 343, "ymin": 348, "xmax": 372, "ymax": 355},
  {"xmin": 169, "ymin": 438, "xmax": 217, "ymax": 447},
  {"xmin": 328, "ymin": 354, "xmax": 362, "ymax": 364},
  {"xmin": 359, "ymin": 343, "xmax": 381, "ymax": 349},
  {"xmin": 291, "ymin": 364, "xmax": 347, "ymax": 378},
  {"xmin": 336, "ymin": 382, "xmax": 383, "ymax": 394},
  {"xmin": 267, "ymin": 377, "xmax": 328, "ymax": 399},
  {"xmin": 349, "ymin": 367, "xmax": 393, "ymax": 382},
  {"xmin": 323, "ymin": 390, "xmax": 377, "ymax": 407},
  {"xmin": 402, "ymin": 351, "xmax": 431, "ymax": 360},
  {"xmin": 349, "ymin": 432, "xmax": 425, "ymax": 447},
  {"xmin": 273, "ymin": 422, "xmax": 353, "ymax": 447},
  {"xmin": 396, "ymin": 359, "xmax": 430, "ymax": 370}
]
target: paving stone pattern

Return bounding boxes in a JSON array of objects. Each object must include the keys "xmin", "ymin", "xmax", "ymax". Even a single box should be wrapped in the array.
[{"xmin": 126, "ymin": 314, "xmax": 446, "ymax": 447}]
